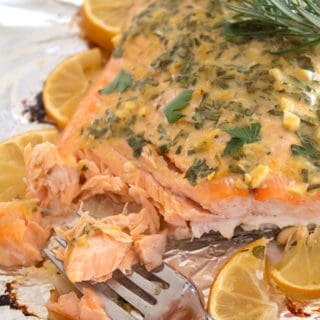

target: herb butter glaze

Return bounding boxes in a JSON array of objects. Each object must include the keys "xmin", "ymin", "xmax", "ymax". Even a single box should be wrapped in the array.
[{"xmin": 63, "ymin": 0, "xmax": 320, "ymax": 202}]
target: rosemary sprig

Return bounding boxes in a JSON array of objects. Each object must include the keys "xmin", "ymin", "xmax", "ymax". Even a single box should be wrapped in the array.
[{"xmin": 225, "ymin": 0, "xmax": 320, "ymax": 53}]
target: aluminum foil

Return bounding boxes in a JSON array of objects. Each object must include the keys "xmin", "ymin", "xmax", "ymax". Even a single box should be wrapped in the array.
[{"xmin": 0, "ymin": 1, "xmax": 320, "ymax": 319}]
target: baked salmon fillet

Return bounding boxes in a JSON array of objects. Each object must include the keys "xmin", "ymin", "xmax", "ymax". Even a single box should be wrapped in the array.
[{"xmin": 26, "ymin": 0, "xmax": 320, "ymax": 240}]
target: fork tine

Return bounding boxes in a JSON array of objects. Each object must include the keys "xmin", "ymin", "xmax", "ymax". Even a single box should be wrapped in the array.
[
  {"xmin": 126, "ymin": 271, "xmax": 163, "ymax": 296},
  {"xmin": 153, "ymin": 263, "xmax": 184, "ymax": 283},
  {"xmin": 93, "ymin": 290, "xmax": 136, "ymax": 320},
  {"xmin": 55, "ymin": 235, "xmax": 67, "ymax": 248},
  {"xmin": 44, "ymin": 245, "xmax": 136, "ymax": 320},
  {"xmin": 107, "ymin": 278, "xmax": 154, "ymax": 316},
  {"xmin": 43, "ymin": 248, "xmax": 83, "ymax": 293}
]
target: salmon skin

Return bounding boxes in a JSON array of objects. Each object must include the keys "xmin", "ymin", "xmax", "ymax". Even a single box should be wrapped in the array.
[{"xmin": 26, "ymin": 0, "xmax": 320, "ymax": 241}]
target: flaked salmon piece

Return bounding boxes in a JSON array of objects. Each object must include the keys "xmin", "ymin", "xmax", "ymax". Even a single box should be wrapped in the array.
[
  {"xmin": 60, "ymin": 213, "xmax": 133, "ymax": 282},
  {"xmin": 46, "ymin": 288, "xmax": 111, "ymax": 320},
  {"xmin": 134, "ymin": 230, "xmax": 168, "ymax": 271},
  {"xmin": 0, "ymin": 200, "xmax": 50, "ymax": 268},
  {"xmin": 79, "ymin": 288, "xmax": 111, "ymax": 320},
  {"xmin": 56, "ymin": 211, "xmax": 166, "ymax": 282},
  {"xmin": 128, "ymin": 185, "xmax": 160, "ymax": 234},
  {"xmin": 46, "ymin": 291, "xmax": 80, "ymax": 320},
  {"xmin": 64, "ymin": 230, "xmax": 132, "ymax": 282},
  {"xmin": 24, "ymin": 142, "xmax": 80, "ymax": 214},
  {"xmin": 78, "ymin": 174, "xmax": 128, "ymax": 201}
]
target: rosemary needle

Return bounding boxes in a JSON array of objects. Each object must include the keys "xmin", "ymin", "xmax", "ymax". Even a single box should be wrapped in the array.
[{"xmin": 225, "ymin": 0, "xmax": 320, "ymax": 53}]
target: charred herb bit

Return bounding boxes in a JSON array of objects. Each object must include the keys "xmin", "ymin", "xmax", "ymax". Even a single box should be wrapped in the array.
[
  {"xmin": 81, "ymin": 164, "xmax": 88, "ymax": 172},
  {"xmin": 158, "ymin": 144, "xmax": 169, "ymax": 154},
  {"xmin": 268, "ymin": 108, "xmax": 283, "ymax": 116},
  {"xmin": 301, "ymin": 168, "xmax": 309, "ymax": 183},
  {"xmin": 127, "ymin": 133, "xmax": 150, "ymax": 158},
  {"xmin": 87, "ymin": 111, "xmax": 116, "ymax": 139},
  {"xmin": 252, "ymin": 245, "xmax": 265, "ymax": 260},
  {"xmin": 99, "ymin": 69, "xmax": 133, "ymax": 95},
  {"xmin": 223, "ymin": 123, "xmax": 261, "ymax": 155},
  {"xmin": 150, "ymin": 52, "xmax": 173, "ymax": 70},
  {"xmin": 297, "ymin": 56, "xmax": 315, "ymax": 72},
  {"xmin": 157, "ymin": 124, "xmax": 169, "ymax": 141},
  {"xmin": 192, "ymin": 94, "xmax": 221, "ymax": 129},
  {"xmin": 185, "ymin": 158, "xmax": 215, "ymax": 186},
  {"xmin": 163, "ymin": 90, "xmax": 193, "ymax": 123},
  {"xmin": 175, "ymin": 145, "xmax": 182, "ymax": 154},
  {"xmin": 308, "ymin": 184, "xmax": 320, "ymax": 191}
]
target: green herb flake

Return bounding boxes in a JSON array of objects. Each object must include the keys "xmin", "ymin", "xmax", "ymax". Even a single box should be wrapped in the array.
[
  {"xmin": 185, "ymin": 158, "xmax": 215, "ymax": 186},
  {"xmin": 163, "ymin": 90, "xmax": 193, "ymax": 123},
  {"xmin": 127, "ymin": 133, "xmax": 149, "ymax": 158},
  {"xmin": 291, "ymin": 133, "xmax": 320, "ymax": 165},
  {"xmin": 99, "ymin": 69, "xmax": 133, "ymax": 95},
  {"xmin": 223, "ymin": 123, "xmax": 261, "ymax": 155},
  {"xmin": 252, "ymin": 245, "xmax": 265, "ymax": 260}
]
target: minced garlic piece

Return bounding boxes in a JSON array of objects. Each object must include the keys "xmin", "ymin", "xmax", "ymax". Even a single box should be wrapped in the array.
[
  {"xmin": 112, "ymin": 34, "xmax": 122, "ymax": 46},
  {"xmin": 123, "ymin": 161, "xmax": 135, "ymax": 172},
  {"xmin": 286, "ymin": 183, "xmax": 308, "ymax": 197},
  {"xmin": 283, "ymin": 110, "xmax": 300, "ymax": 131},
  {"xmin": 125, "ymin": 101, "xmax": 137, "ymax": 111},
  {"xmin": 112, "ymin": 100, "xmax": 138, "ymax": 122},
  {"xmin": 75, "ymin": 235, "xmax": 89, "ymax": 247},
  {"xmin": 207, "ymin": 171, "xmax": 216, "ymax": 181},
  {"xmin": 279, "ymin": 97, "xmax": 295, "ymax": 111},
  {"xmin": 269, "ymin": 68, "xmax": 285, "ymax": 91},
  {"xmin": 235, "ymin": 178, "xmax": 248, "ymax": 191},
  {"xmin": 242, "ymin": 143, "xmax": 266, "ymax": 159},
  {"xmin": 138, "ymin": 107, "xmax": 148, "ymax": 117},
  {"xmin": 245, "ymin": 165, "xmax": 270, "ymax": 189},
  {"xmin": 296, "ymin": 68, "xmax": 313, "ymax": 81},
  {"xmin": 116, "ymin": 109, "xmax": 128, "ymax": 119}
]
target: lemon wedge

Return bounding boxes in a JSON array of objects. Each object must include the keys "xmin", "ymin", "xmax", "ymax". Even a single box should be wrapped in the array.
[
  {"xmin": 0, "ymin": 128, "xmax": 58, "ymax": 202},
  {"xmin": 269, "ymin": 225, "xmax": 320, "ymax": 299},
  {"xmin": 207, "ymin": 238, "xmax": 278, "ymax": 320},
  {"xmin": 43, "ymin": 48, "xmax": 103, "ymax": 128},
  {"xmin": 82, "ymin": 0, "xmax": 133, "ymax": 51}
]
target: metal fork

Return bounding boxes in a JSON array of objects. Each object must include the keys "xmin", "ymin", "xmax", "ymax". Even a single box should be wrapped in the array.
[{"xmin": 44, "ymin": 235, "xmax": 211, "ymax": 320}]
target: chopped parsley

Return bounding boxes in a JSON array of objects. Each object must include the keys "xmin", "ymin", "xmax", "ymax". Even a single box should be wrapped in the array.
[
  {"xmin": 192, "ymin": 94, "xmax": 221, "ymax": 129},
  {"xmin": 163, "ymin": 90, "xmax": 193, "ymax": 123},
  {"xmin": 185, "ymin": 158, "xmax": 215, "ymax": 186},
  {"xmin": 291, "ymin": 133, "xmax": 320, "ymax": 165},
  {"xmin": 99, "ymin": 69, "xmax": 133, "ymax": 95},
  {"xmin": 223, "ymin": 123, "xmax": 261, "ymax": 155},
  {"xmin": 127, "ymin": 133, "xmax": 149, "ymax": 158}
]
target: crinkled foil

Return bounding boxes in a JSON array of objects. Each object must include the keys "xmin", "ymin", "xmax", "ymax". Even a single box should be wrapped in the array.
[{"xmin": 0, "ymin": 2, "xmax": 320, "ymax": 319}]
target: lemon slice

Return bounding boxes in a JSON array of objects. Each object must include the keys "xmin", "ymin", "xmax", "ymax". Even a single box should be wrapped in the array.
[
  {"xmin": 208, "ymin": 238, "xmax": 278, "ymax": 320},
  {"xmin": 43, "ymin": 48, "xmax": 103, "ymax": 127},
  {"xmin": 82, "ymin": 0, "xmax": 133, "ymax": 51},
  {"xmin": 269, "ymin": 226, "xmax": 320, "ymax": 299},
  {"xmin": 0, "ymin": 128, "xmax": 58, "ymax": 202}
]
